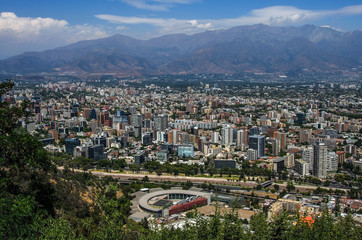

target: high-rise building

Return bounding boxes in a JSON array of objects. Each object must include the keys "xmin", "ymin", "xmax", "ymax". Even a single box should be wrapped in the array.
[
  {"xmin": 302, "ymin": 146, "xmax": 314, "ymax": 174},
  {"xmin": 65, "ymin": 138, "xmax": 81, "ymax": 155},
  {"xmin": 249, "ymin": 135, "xmax": 265, "ymax": 158},
  {"xmin": 211, "ymin": 132, "xmax": 219, "ymax": 144},
  {"xmin": 90, "ymin": 109, "xmax": 97, "ymax": 119},
  {"xmin": 294, "ymin": 159, "xmax": 309, "ymax": 177},
  {"xmin": 249, "ymin": 126, "xmax": 260, "ymax": 136},
  {"xmin": 246, "ymin": 149, "xmax": 258, "ymax": 161},
  {"xmin": 167, "ymin": 131, "xmax": 173, "ymax": 144},
  {"xmin": 156, "ymin": 131, "xmax": 167, "ymax": 142},
  {"xmin": 131, "ymin": 114, "xmax": 144, "ymax": 128},
  {"xmin": 172, "ymin": 129, "xmax": 179, "ymax": 145},
  {"xmin": 285, "ymin": 153, "xmax": 295, "ymax": 168},
  {"xmin": 221, "ymin": 125, "xmax": 233, "ymax": 145},
  {"xmin": 277, "ymin": 132, "xmax": 287, "ymax": 150},
  {"xmin": 313, "ymin": 142, "xmax": 327, "ymax": 179},
  {"xmin": 327, "ymin": 151, "xmax": 338, "ymax": 172},
  {"xmin": 273, "ymin": 158, "xmax": 284, "ymax": 173},
  {"xmin": 142, "ymin": 133, "xmax": 152, "ymax": 146},
  {"xmin": 99, "ymin": 111, "xmax": 112, "ymax": 127},
  {"xmin": 92, "ymin": 136, "xmax": 107, "ymax": 148},
  {"xmin": 296, "ymin": 112, "xmax": 306, "ymax": 125},
  {"xmin": 154, "ymin": 115, "xmax": 168, "ymax": 131},
  {"xmin": 88, "ymin": 144, "xmax": 105, "ymax": 161},
  {"xmin": 336, "ymin": 151, "xmax": 346, "ymax": 165},
  {"xmin": 237, "ymin": 129, "xmax": 248, "ymax": 147},
  {"xmin": 197, "ymin": 137, "xmax": 207, "ymax": 152},
  {"xmin": 272, "ymin": 138, "xmax": 281, "ymax": 156}
]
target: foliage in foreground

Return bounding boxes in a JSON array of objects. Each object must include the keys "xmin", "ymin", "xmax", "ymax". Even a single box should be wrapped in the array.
[{"xmin": 0, "ymin": 80, "xmax": 362, "ymax": 239}]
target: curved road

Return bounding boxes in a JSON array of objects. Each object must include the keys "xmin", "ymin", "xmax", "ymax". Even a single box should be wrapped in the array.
[{"xmin": 60, "ymin": 167, "xmax": 349, "ymax": 193}]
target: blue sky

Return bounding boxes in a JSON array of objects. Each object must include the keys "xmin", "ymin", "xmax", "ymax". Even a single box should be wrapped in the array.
[{"xmin": 1, "ymin": 0, "xmax": 362, "ymax": 59}]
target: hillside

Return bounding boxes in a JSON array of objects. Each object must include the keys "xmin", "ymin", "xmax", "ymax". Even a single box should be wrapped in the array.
[{"xmin": 0, "ymin": 24, "xmax": 361, "ymax": 75}]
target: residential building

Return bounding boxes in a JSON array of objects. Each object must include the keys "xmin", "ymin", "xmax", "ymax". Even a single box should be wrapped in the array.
[{"xmin": 313, "ymin": 142, "xmax": 327, "ymax": 179}]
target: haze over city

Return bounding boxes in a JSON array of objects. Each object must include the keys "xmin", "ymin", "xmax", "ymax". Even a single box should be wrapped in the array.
[
  {"xmin": 1, "ymin": 0, "xmax": 362, "ymax": 58},
  {"xmin": 0, "ymin": 1, "xmax": 361, "ymax": 239}
]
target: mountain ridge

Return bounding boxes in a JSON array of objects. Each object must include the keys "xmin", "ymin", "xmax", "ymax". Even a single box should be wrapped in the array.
[{"xmin": 0, "ymin": 24, "xmax": 361, "ymax": 75}]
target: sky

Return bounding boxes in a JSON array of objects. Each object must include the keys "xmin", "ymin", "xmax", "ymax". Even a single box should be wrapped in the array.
[{"xmin": 1, "ymin": 0, "xmax": 362, "ymax": 59}]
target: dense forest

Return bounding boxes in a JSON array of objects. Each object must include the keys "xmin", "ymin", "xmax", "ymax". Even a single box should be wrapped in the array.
[{"xmin": 0, "ymin": 80, "xmax": 361, "ymax": 239}]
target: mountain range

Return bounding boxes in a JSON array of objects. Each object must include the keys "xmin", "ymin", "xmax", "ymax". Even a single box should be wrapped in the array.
[{"xmin": 0, "ymin": 24, "xmax": 361, "ymax": 75}]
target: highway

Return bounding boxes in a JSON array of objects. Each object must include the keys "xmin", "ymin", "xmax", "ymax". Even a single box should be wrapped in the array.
[{"xmin": 60, "ymin": 167, "xmax": 349, "ymax": 193}]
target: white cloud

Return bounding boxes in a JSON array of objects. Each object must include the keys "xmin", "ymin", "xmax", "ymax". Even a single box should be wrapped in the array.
[
  {"xmin": 0, "ymin": 12, "xmax": 108, "ymax": 59},
  {"xmin": 115, "ymin": 25, "xmax": 128, "ymax": 31},
  {"xmin": 96, "ymin": 4, "xmax": 362, "ymax": 38},
  {"xmin": 96, "ymin": 14, "xmax": 213, "ymax": 36},
  {"xmin": 121, "ymin": 0, "xmax": 199, "ymax": 11}
]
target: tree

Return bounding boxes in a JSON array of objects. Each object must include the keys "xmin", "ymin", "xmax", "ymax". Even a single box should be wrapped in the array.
[
  {"xmin": 0, "ymin": 80, "xmax": 56, "ymax": 238},
  {"xmin": 156, "ymin": 169, "xmax": 163, "ymax": 176},
  {"xmin": 323, "ymin": 180, "xmax": 330, "ymax": 187},
  {"xmin": 286, "ymin": 181, "xmax": 295, "ymax": 193},
  {"xmin": 250, "ymin": 212, "xmax": 270, "ymax": 239},
  {"xmin": 142, "ymin": 175, "xmax": 149, "ymax": 182},
  {"xmin": 208, "ymin": 166, "xmax": 216, "ymax": 176},
  {"xmin": 269, "ymin": 212, "xmax": 292, "ymax": 240},
  {"xmin": 129, "ymin": 164, "xmax": 140, "ymax": 173}
]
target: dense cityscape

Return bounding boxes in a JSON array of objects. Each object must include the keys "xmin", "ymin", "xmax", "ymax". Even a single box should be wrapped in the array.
[
  {"xmin": 1, "ymin": 72, "xmax": 361, "ymax": 238},
  {"xmin": 1, "ymin": 1, "xmax": 362, "ymax": 239}
]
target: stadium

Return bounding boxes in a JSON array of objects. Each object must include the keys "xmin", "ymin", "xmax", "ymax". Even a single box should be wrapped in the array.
[{"xmin": 137, "ymin": 188, "xmax": 212, "ymax": 217}]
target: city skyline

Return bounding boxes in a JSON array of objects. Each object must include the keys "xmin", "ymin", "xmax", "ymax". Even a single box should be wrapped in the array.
[{"xmin": 1, "ymin": 0, "xmax": 362, "ymax": 59}]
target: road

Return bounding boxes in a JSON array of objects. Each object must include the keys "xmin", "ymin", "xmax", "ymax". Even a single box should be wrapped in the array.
[
  {"xmin": 60, "ymin": 167, "xmax": 349, "ymax": 193},
  {"xmin": 61, "ymin": 167, "xmax": 258, "ymax": 187}
]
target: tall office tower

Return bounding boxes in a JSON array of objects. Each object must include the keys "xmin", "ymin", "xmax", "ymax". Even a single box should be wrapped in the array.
[
  {"xmin": 237, "ymin": 129, "xmax": 248, "ymax": 147},
  {"xmin": 249, "ymin": 135, "xmax": 265, "ymax": 158},
  {"xmin": 88, "ymin": 144, "xmax": 105, "ymax": 161},
  {"xmin": 296, "ymin": 112, "xmax": 306, "ymax": 125},
  {"xmin": 211, "ymin": 132, "xmax": 219, "ymax": 144},
  {"xmin": 313, "ymin": 142, "xmax": 327, "ymax": 179},
  {"xmin": 142, "ymin": 133, "xmax": 153, "ymax": 146},
  {"xmin": 65, "ymin": 138, "xmax": 81, "ymax": 155},
  {"xmin": 277, "ymin": 132, "xmax": 287, "ymax": 150},
  {"xmin": 154, "ymin": 114, "xmax": 168, "ymax": 131},
  {"xmin": 92, "ymin": 136, "xmax": 107, "ymax": 148},
  {"xmin": 100, "ymin": 111, "xmax": 111, "ymax": 127},
  {"xmin": 221, "ymin": 125, "xmax": 233, "ymax": 145},
  {"xmin": 249, "ymin": 126, "xmax": 260, "ymax": 136},
  {"xmin": 131, "ymin": 114, "xmax": 144, "ymax": 128},
  {"xmin": 272, "ymin": 138, "xmax": 281, "ymax": 156},
  {"xmin": 90, "ymin": 109, "xmax": 97, "ymax": 120}
]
